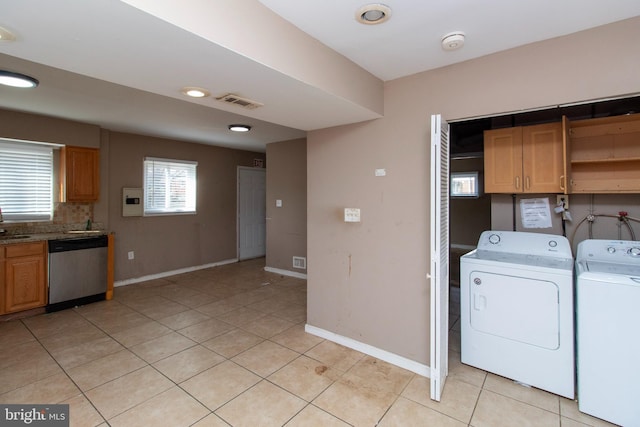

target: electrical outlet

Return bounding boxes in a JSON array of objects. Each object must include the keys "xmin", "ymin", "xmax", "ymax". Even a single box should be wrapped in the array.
[
  {"xmin": 556, "ymin": 195, "xmax": 569, "ymax": 210},
  {"xmin": 128, "ymin": 251, "xmax": 135, "ymax": 260}
]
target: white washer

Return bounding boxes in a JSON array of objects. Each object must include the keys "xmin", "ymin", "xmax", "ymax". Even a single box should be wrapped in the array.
[
  {"xmin": 576, "ymin": 239, "xmax": 640, "ymax": 427},
  {"xmin": 460, "ymin": 230, "xmax": 575, "ymax": 398}
]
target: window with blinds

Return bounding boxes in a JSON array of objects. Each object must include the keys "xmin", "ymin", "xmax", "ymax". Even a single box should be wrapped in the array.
[
  {"xmin": 0, "ymin": 139, "xmax": 54, "ymax": 221},
  {"xmin": 143, "ymin": 157, "xmax": 197, "ymax": 215}
]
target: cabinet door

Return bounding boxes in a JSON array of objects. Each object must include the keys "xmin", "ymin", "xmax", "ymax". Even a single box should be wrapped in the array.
[
  {"xmin": 62, "ymin": 146, "xmax": 100, "ymax": 202},
  {"xmin": 5, "ymin": 254, "xmax": 47, "ymax": 313},
  {"xmin": 484, "ymin": 127, "xmax": 523, "ymax": 193},
  {"xmin": 522, "ymin": 123, "xmax": 564, "ymax": 193},
  {"xmin": 0, "ymin": 247, "xmax": 5, "ymax": 315},
  {"xmin": 562, "ymin": 116, "xmax": 571, "ymax": 194}
]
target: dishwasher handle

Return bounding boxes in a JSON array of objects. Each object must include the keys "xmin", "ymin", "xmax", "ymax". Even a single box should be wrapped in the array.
[{"xmin": 48, "ymin": 235, "xmax": 108, "ymax": 252}]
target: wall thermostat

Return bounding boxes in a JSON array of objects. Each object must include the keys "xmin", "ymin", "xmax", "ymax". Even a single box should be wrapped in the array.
[{"xmin": 122, "ymin": 187, "xmax": 143, "ymax": 217}]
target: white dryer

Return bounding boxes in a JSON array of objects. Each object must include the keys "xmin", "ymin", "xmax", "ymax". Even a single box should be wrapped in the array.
[
  {"xmin": 576, "ymin": 239, "xmax": 640, "ymax": 427},
  {"xmin": 460, "ymin": 230, "xmax": 574, "ymax": 398}
]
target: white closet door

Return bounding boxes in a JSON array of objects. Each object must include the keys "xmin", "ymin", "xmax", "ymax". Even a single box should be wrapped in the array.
[{"xmin": 429, "ymin": 114, "xmax": 450, "ymax": 401}]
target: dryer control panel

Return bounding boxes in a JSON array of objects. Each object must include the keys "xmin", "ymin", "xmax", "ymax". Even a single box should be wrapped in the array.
[{"xmin": 477, "ymin": 230, "xmax": 572, "ymax": 258}]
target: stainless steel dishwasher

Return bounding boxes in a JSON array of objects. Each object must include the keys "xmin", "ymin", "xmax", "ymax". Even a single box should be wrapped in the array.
[{"xmin": 48, "ymin": 235, "xmax": 108, "ymax": 312}]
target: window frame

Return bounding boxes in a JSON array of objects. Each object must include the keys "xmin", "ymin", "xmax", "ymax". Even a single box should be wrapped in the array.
[
  {"xmin": 0, "ymin": 138, "xmax": 58, "ymax": 222},
  {"xmin": 450, "ymin": 171, "xmax": 481, "ymax": 198},
  {"xmin": 143, "ymin": 157, "xmax": 197, "ymax": 216}
]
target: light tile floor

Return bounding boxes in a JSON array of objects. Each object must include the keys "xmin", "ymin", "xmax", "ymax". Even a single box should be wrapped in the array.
[{"xmin": 0, "ymin": 258, "xmax": 618, "ymax": 426}]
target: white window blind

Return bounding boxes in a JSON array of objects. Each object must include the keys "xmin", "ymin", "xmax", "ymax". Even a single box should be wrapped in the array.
[
  {"xmin": 0, "ymin": 139, "xmax": 54, "ymax": 221},
  {"xmin": 144, "ymin": 157, "xmax": 197, "ymax": 215}
]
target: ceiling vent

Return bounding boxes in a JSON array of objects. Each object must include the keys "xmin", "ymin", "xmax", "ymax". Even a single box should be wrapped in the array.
[{"xmin": 215, "ymin": 93, "xmax": 263, "ymax": 110}]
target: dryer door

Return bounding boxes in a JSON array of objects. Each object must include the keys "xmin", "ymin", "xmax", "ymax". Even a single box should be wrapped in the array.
[{"xmin": 469, "ymin": 271, "xmax": 559, "ymax": 349}]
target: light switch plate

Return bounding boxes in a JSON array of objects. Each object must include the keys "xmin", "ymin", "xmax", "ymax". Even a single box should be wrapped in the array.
[
  {"xmin": 276, "ymin": 199, "xmax": 283, "ymax": 208},
  {"xmin": 344, "ymin": 208, "xmax": 361, "ymax": 222}
]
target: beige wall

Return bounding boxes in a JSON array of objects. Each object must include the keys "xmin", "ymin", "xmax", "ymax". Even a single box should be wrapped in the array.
[
  {"xmin": 0, "ymin": 109, "xmax": 100, "ymax": 148},
  {"xmin": 0, "ymin": 108, "xmax": 108, "ymax": 224},
  {"xmin": 491, "ymin": 194, "xmax": 640, "ymax": 255},
  {"xmin": 307, "ymin": 17, "xmax": 640, "ymax": 365},
  {"xmin": 449, "ymin": 157, "xmax": 491, "ymax": 287},
  {"xmin": 265, "ymin": 138, "xmax": 307, "ymax": 274},
  {"xmin": 0, "ymin": 107, "xmax": 270, "ymax": 282},
  {"xmin": 106, "ymin": 131, "xmax": 264, "ymax": 281},
  {"xmin": 450, "ymin": 157, "xmax": 491, "ymax": 247}
]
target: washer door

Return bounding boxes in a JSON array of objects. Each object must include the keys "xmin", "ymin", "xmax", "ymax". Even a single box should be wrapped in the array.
[{"xmin": 469, "ymin": 271, "xmax": 560, "ymax": 350}]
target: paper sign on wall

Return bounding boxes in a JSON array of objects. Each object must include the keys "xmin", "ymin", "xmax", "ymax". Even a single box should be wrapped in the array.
[{"xmin": 520, "ymin": 198, "xmax": 552, "ymax": 228}]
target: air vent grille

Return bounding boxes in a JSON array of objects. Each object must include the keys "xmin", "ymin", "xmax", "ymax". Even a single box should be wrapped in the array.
[
  {"xmin": 216, "ymin": 93, "xmax": 263, "ymax": 110},
  {"xmin": 293, "ymin": 256, "xmax": 307, "ymax": 270}
]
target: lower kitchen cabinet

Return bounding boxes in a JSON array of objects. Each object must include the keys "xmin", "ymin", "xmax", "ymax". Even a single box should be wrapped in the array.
[{"xmin": 2, "ymin": 241, "xmax": 47, "ymax": 314}]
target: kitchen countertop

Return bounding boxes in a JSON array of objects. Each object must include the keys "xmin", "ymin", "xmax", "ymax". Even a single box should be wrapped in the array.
[{"xmin": 0, "ymin": 230, "xmax": 110, "ymax": 245}]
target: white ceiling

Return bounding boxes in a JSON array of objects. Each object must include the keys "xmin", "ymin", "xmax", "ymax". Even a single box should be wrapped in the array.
[{"xmin": 1, "ymin": 0, "xmax": 639, "ymax": 152}]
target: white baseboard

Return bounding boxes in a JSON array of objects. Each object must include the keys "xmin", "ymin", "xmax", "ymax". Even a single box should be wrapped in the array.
[
  {"xmin": 305, "ymin": 324, "xmax": 430, "ymax": 378},
  {"xmin": 114, "ymin": 258, "xmax": 238, "ymax": 287},
  {"xmin": 264, "ymin": 266, "xmax": 307, "ymax": 280}
]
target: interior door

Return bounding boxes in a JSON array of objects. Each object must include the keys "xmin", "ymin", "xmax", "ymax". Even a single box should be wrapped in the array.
[
  {"xmin": 429, "ymin": 114, "xmax": 450, "ymax": 401},
  {"xmin": 238, "ymin": 167, "xmax": 266, "ymax": 260}
]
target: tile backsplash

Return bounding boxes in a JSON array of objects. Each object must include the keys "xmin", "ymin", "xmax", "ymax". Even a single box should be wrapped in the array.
[
  {"xmin": 53, "ymin": 202, "xmax": 93, "ymax": 224},
  {"xmin": 1, "ymin": 202, "xmax": 102, "ymax": 235}
]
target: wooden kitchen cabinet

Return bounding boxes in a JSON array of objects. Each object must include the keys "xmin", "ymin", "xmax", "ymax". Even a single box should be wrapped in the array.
[
  {"xmin": 0, "ymin": 246, "xmax": 5, "ymax": 315},
  {"xmin": 568, "ymin": 113, "xmax": 640, "ymax": 193},
  {"xmin": 484, "ymin": 121, "xmax": 567, "ymax": 194},
  {"xmin": 3, "ymin": 241, "xmax": 47, "ymax": 313},
  {"xmin": 61, "ymin": 145, "xmax": 100, "ymax": 202}
]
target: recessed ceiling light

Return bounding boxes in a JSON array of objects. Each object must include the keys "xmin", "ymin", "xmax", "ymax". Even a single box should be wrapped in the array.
[
  {"xmin": 228, "ymin": 124, "xmax": 251, "ymax": 132},
  {"xmin": 181, "ymin": 86, "xmax": 210, "ymax": 98},
  {"xmin": 356, "ymin": 4, "xmax": 391, "ymax": 25},
  {"xmin": 0, "ymin": 70, "xmax": 39, "ymax": 88},
  {"xmin": 441, "ymin": 31, "xmax": 466, "ymax": 51},
  {"xmin": 0, "ymin": 26, "xmax": 16, "ymax": 41}
]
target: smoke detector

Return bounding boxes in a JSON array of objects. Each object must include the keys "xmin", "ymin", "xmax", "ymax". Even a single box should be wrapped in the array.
[{"xmin": 441, "ymin": 31, "xmax": 465, "ymax": 51}]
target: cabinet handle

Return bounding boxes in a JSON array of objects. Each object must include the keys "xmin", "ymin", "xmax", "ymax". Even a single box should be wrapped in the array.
[
  {"xmin": 560, "ymin": 175, "xmax": 565, "ymax": 191},
  {"xmin": 515, "ymin": 176, "xmax": 520, "ymax": 190},
  {"xmin": 525, "ymin": 176, "xmax": 530, "ymax": 190}
]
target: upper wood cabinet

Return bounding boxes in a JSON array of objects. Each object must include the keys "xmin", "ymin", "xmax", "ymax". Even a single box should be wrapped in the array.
[
  {"xmin": 568, "ymin": 113, "xmax": 640, "ymax": 193},
  {"xmin": 61, "ymin": 145, "xmax": 100, "ymax": 202},
  {"xmin": 484, "ymin": 121, "xmax": 567, "ymax": 194}
]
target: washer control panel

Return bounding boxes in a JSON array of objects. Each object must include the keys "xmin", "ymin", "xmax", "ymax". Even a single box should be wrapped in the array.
[{"xmin": 578, "ymin": 239, "xmax": 640, "ymax": 263}]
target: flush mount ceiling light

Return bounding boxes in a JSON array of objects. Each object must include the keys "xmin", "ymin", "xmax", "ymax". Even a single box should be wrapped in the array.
[
  {"xmin": 181, "ymin": 86, "xmax": 210, "ymax": 98},
  {"xmin": 441, "ymin": 31, "xmax": 466, "ymax": 51},
  {"xmin": 356, "ymin": 3, "xmax": 391, "ymax": 25},
  {"xmin": 228, "ymin": 124, "xmax": 251, "ymax": 132},
  {"xmin": 0, "ymin": 70, "xmax": 39, "ymax": 88},
  {"xmin": 0, "ymin": 26, "xmax": 16, "ymax": 41}
]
